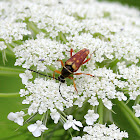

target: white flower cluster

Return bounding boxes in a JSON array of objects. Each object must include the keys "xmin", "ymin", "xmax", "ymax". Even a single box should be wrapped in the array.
[
  {"xmin": 118, "ymin": 62, "xmax": 140, "ymax": 100},
  {"xmin": 74, "ymin": 67, "xmax": 128, "ymax": 110},
  {"xmin": 19, "ymin": 70, "xmax": 76, "ymax": 116},
  {"xmin": 0, "ymin": 0, "xmax": 31, "ymax": 50},
  {"xmin": 0, "ymin": 20, "xmax": 31, "ymax": 44},
  {"xmin": 72, "ymin": 123, "xmax": 128, "ymax": 140},
  {"xmin": 14, "ymin": 34, "xmax": 68, "ymax": 70}
]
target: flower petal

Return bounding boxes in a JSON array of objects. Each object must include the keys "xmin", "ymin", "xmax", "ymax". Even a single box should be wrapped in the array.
[
  {"xmin": 74, "ymin": 120, "xmax": 83, "ymax": 127},
  {"xmin": 15, "ymin": 117, "xmax": 24, "ymax": 126},
  {"xmin": 7, "ymin": 112, "xmax": 17, "ymax": 121},
  {"xmin": 32, "ymin": 129, "xmax": 41, "ymax": 137},
  {"xmin": 40, "ymin": 124, "xmax": 48, "ymax": 131},
  {"xmin": 28, "ymin": 124, "xmax": 37, "ymax": 132},
  {"xmin": 64, "ymin": 122, "xmax": 71, "ymax": 130},
  {"xmin": 72, "ymin": 124, "xmax": 80, "ymax": 131}
]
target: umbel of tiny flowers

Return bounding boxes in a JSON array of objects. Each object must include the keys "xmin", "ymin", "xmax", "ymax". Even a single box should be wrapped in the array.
[
  {"xmin": 1, "ymin": 0, "xmax": 139, "ymax": 139},
  {"xmin": 72, "ymin": 123, "xmax": 128, "ymax": 140}
]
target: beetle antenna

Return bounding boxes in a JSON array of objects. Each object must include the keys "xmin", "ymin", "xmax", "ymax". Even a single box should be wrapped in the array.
[
  {"xmin": 59, "ymin": 82, "xmax": 68, "ymax": 101},
  {"xmin": 28, "ymin": 69, "xmax": 59, "ymax": 81}
]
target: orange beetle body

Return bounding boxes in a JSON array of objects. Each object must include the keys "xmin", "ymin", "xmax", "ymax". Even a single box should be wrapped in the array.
[{"xmin": 65, "ymin": 48, "xmax": 89, "ymax": 72}]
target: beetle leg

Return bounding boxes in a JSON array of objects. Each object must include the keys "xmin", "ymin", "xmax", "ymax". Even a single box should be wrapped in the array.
[
  {"xmin": 70, "ymin": 48, "xmax": 74, "ymax": 57},
  {"xmin": 82, "ymin": 58, "xmax": 91, "ymax": 64},
  {"xmin": 74, "ymin": 73, "xmax": 94, "ymax": 77},
  {"xmin": 68, "ymin": 76, "xmax": 78, "ymax": 93},
  {"xmin": 82, "ymin": 53, "xmax": 93, "ymax": 64},
  {"xmin": 53, "ymin": 70, "xmax": 61, "ymax": 78},
  {"xmin": 58, "ymin": 59, "xmax": 64, "ymax": 67}
]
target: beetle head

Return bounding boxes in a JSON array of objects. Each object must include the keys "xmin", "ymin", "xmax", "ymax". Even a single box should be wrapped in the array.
[{"xmin": 58, "ymin": 75, "xmax": 65, "ymax": 83}]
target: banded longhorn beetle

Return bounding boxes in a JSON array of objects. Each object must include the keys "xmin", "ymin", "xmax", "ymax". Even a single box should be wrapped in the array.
[{"xmin": 28, "ymin": 48, "xmax": 94, "ymax": 100}]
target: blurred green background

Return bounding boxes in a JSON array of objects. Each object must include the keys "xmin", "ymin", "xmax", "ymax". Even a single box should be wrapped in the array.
[
  {"xmin": 0, "ymin": 0, "xmax": 140, "ymax": 140},
  {"xmin": 99, "ymin": 0, "xmax": 140, "ymax": 9}
]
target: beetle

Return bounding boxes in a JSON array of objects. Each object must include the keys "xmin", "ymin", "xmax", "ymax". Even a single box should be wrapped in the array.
[
  {"xmin": 53, "ymin": 48, "xmax": 94, "ymax": 93},
  {"xmin": 28, "ymin": 48, "xmax": 94, "ymax": 100}
]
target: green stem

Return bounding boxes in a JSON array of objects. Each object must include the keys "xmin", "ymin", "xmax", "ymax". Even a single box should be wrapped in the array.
[
  {"xmin": 60, "ymin": 32, "xmax": 67, "ymax": 43},
  {"xmin": 2, "ymin": 50, "xmax": 7, "ymax": 65},
  {"xmin": 119, "ymin": 100, "xmax": 140, "ymax": 125},
  {"xmin": 0, "ymin": 93, "xmax": 19, "ymax": 97},
  {"xmin": 43, "ymin": 111, "xmax": 48, "ymax": 125},
  {"xmin": 0, "ymin": 66, "xmax": 25, "ymax": 75},
  {"xmin": 116, "ymin": 100, "xmax": 140, "ymax": 136},
  {"xmin": 27, "ymin": 22, "xmax": 40, "ymax": 35},
  {"xmin": 6, "ymin": 43, "xmax": 14, "ymax": 52},
  {"xmin": 135, "ymin": 95, "xmax": 140, "ymax": 105},
  {"xmin": 3, "ymin": 49, "xmax": 15, "ymax": 57},
  {"xmin": 98, "ymin": 99, "xmax": 104, "ymax": 124}
]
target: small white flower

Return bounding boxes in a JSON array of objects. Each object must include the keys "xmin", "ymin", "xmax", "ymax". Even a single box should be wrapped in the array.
[
  {"xmin": 7, "ymin": 111, "xmax": 24, "ymax": 126},
  {"xmin": 116, "ymin": 91, "xmax": 127, "ymax": 101},
  {"xmin": 84, "ymin": 110, "xmax": 99, "ymax": 125},
  {"xmin": 64, "ymin": 115, "xmax": 83, "ymax": 131},
  {"xmin": 88, "ymin": 96, "xmax": 99, "ymax": 106},
  {"xmin": 0, "ymin": 41, "xmax": 7, "ymax": 50},
  {"xmin": 19, "ymin": 89, "xmax": 29, "ymax": 97},
  {"xmin": 38, "ymin": 102, "xmax": 48, "ymax": 114},
  {"xmin": 74, "ymin": 96, "xmax": 85, "ymax": 107},
  {"xmin": 28, "ymin": 102, "xmax": 39, "ymax": 115},
  {"xmin": 28, "ymin": 120, "xmax": 48, "ymax": 137},
  {"xmin": 50, "ymin": 109, "xmax": 60, "ymax": 124},
  {"xmin": 102, "ymin": 98, "xmax": 113, "ymax": 110},
  {"xmin": 132, "ymin": 104, "xmax": 140, "ymax": 117},
  {"xmin": 19, "ymin": 70, "xmax": 33, "ymax": 84}
]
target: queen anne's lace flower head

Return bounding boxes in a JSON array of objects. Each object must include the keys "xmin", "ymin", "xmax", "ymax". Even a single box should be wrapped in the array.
[{"xmin": 3, "ymin": 0, "xmax": 139, "ymax": 138}]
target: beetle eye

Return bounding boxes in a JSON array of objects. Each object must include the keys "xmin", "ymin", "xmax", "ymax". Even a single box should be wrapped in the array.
[{"xmin": 61, "ymin": 79, "xmax": 65, "ymax": 83}]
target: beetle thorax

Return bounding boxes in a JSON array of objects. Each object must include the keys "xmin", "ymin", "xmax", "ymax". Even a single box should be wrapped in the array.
[{"xmin": 61, "ymin": 65, "xmax": 73, "ymax": 78}]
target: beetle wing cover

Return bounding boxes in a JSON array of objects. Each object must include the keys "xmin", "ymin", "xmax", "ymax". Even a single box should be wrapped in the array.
[{"xmin": 65, "ymin": 48, "xmax": 89, "ymax": 72}]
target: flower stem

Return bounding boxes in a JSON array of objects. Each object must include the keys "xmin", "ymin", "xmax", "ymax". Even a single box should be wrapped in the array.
[
  {"xmin": 115, "ymin": 100, "xmax": 140, "ymax": 136},
  {"xmin": 60, "ymin": 32, "xmax": 67, "ymax": 43},
  {"xmin": 27, "ymin": 22, "xmax": 40, "ymax": 35},
  {"xmin": 135, "ymin": 95, "xmax": 140, "ymax": 105},
  {"xmin": 0, "ymin": 93, "xmax": 19, "ymax": 97},
  {"xmin": 98, "ymin": 99, "xmax": 104, "ymax": 124},
  {"xmin": 0, "ymin": 66, "xmax": 24, "ymax": 75},
  {"xmin": 4, "ymin": 49, "xmax": 15, "ymax": 57}
]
